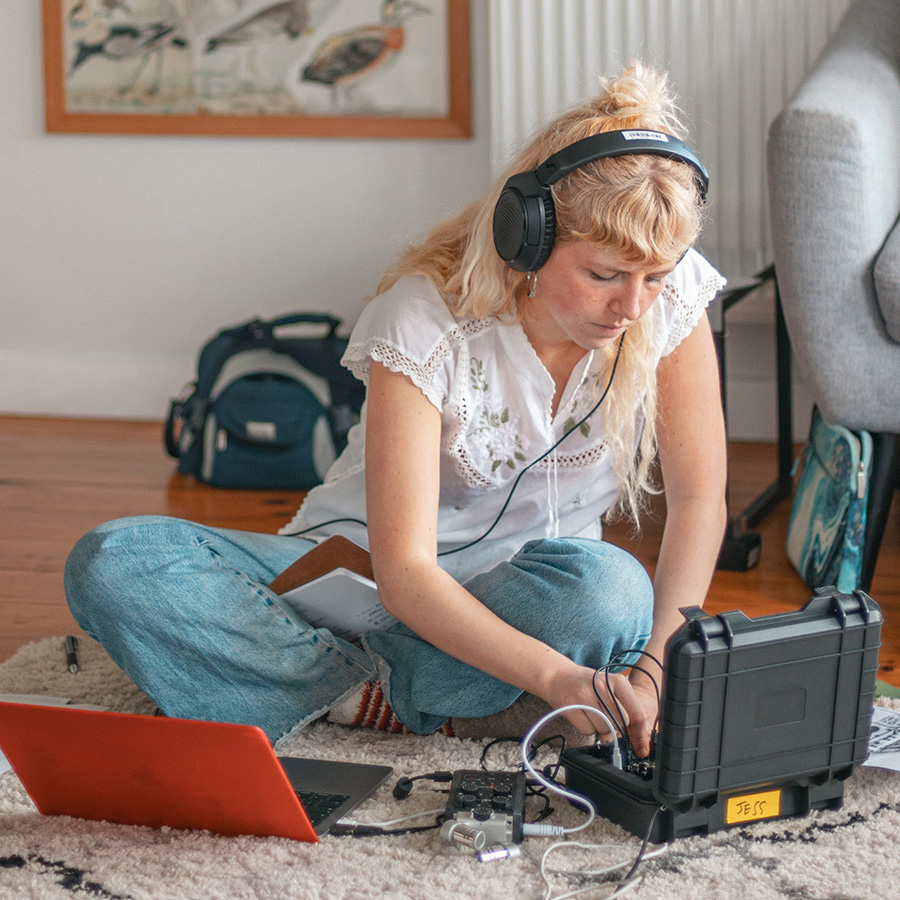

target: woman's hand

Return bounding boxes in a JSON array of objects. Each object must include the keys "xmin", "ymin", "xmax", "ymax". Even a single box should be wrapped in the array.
[
  {"xmin": 539, "ymin": 661, "xmax": 655, "ymax": 758},
  {"xmin": 628, "ymin": 674, "xmax": 660, "ymax": 755}
]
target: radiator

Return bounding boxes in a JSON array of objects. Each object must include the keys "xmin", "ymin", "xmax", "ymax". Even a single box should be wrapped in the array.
[{"xmin": 488, "ymin": 0, "xmax": 854, "ymax": 272}]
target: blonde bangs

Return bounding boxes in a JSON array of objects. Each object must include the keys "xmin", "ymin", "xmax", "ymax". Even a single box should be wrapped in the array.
[{"xmin": 555, "ymin": 155, "xmax": 703, "ymax": 265}]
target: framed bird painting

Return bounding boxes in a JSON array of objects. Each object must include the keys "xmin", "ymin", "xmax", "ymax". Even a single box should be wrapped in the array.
[{"xmin": 42, "ymin": 0, "xmax": 471, "ymax": 138}]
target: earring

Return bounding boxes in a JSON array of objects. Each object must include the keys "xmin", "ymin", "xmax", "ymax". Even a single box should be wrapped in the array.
[{"xmin": 526, "ymin": 271, "xmax": 538, "ymax": 298}]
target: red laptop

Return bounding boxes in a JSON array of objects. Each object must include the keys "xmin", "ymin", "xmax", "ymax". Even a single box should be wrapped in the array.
[{"xmin": 0, "ymin": 700, "xmax": 393, "ymax": 842}]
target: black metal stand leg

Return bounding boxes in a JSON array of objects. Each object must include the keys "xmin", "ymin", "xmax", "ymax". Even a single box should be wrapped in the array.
[
  {"xmin": 717, "ymin": 266, "xmax": 794, "ymax": 571},
  {"xmin": 861, "ymin": 433, "xmax": 900, "ymax": 592}
]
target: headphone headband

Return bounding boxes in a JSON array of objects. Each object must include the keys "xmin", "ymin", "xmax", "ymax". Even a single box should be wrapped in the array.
[{"xmin": 492, "ymin": 129, "xmax": 709, "ymax": 272}]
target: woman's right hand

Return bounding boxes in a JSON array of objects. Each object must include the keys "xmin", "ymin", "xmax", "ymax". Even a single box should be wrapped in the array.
[{"xmin": 540, "ymin": 661, "xmax": 653, "ymax": 757}]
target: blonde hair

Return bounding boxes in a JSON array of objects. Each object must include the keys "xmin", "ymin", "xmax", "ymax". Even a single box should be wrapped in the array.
[{"xmin": 377, "ymin": 61, "xmax": 705, "ymax": 526}]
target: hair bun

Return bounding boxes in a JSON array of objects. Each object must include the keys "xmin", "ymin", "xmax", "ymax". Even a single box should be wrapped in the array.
[{"xmin": 596, "ymin": 60, "xmax": 684, "ymax": 137}]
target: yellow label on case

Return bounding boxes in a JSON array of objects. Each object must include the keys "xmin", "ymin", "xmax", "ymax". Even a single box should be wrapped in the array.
[{"xmin": 725, "ymin": 789, "xmax": 782, "ymax": 824}]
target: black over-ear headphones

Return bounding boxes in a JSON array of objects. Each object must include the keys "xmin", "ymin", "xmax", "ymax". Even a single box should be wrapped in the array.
[{"xmin": 492, "ymin": 129, "xmax": 709, "ymax": 273}]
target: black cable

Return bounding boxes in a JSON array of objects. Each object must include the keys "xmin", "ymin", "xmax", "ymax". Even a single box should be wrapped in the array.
[
  {"xmin": 536, "ymin": 735, "xmax": 568, "ymax": 787},
  {"xmin": 621, "ymin": 664, "xmax": 661, "ymax": 707},
  {"xmin": 478, "ymin": 736, "xmax": 519, "ymax": 770},
  {"xmin": 591, "ymin": 668, "xmax": 628, "ymax": 739},
  {"xmin": 392, "ymin": 772, "xmax": 452, "ymax": 800},
  {"xmin": 599, "ymin": 651, "xmax": 663, "ymax": 706},
  {"xmin": 281, "ymin": 516, "xmax": 368, "ymax": 538},
  {"xmin": 478, "ymin": 734, "xmax": 567, "ymax": 824},
  {"xmin": 614, "ymin": 806, "xmax": 661, "ymax": 891},
  {"xmin": 603, "ymin": 649, "xmax": 664, "ymax": 732},
  {"xmin": 329, "ymin": 816, "xmax": 445, "ymax": 838},
  {"xmin": 331, "ymin": 769, "xmax": 454, "ymax": 837},
  {"xmin": 591, "ymin": 649, "xmax": 664, "ymax": 759},
  {"xmin": 479, "ymin": 733, "xmax": 566, "ymax": 775},
  {"xmin": 605, "ymin": 667, "xmax": 631, "ymax": 751},
  {"xmin": 604, "ymin": 648, "xmax": 663, "ymax": 697},
  {"xmin": 610, "ymin": 648, "xmax": 663, "ymax": 672},
  {"xmin": 603, "ymin": 648, "xmax": 663, "ymax": 683}
]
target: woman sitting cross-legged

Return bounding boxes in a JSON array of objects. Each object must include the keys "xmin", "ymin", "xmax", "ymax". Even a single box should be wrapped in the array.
[{"xmin": 64, "ymin": 60, "xmax": 727, "ymax": 757}]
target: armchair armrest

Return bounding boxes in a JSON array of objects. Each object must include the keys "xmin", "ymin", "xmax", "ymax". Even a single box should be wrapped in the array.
[{"xmin": 766, "ymin": 0, "xmax": 900, "ymax": 432}]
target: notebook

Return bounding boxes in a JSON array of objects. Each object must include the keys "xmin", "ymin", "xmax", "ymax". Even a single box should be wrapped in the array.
[
  {"xmin": 0, "ymin": 701, "xmax": 393, "ymax": 842},
  {"xmin": 269, "ymin": 535, "xmax": 397, "ymax": 640}
]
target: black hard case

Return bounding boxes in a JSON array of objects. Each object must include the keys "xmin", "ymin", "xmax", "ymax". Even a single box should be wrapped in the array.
[{"xmin": 561, "ymin": 588, "xmax": 882, "ymax": 843}]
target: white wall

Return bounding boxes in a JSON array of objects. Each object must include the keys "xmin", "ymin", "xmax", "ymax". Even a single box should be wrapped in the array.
[
  {"xmin": 1, "ymin": 2, "xmax": 818, "ymax": 441},
  {"xmin": 0, "ymin": 2, "xmax": 492, "ymax": 419}
]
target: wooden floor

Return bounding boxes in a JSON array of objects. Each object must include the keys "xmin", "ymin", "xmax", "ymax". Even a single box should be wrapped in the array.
[{"xmin": 2, "ymin": 415, "xmax": 898, "ymax": 684}]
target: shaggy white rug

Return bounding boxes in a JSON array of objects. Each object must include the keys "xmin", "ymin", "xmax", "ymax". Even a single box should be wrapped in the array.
[{"xmin": 2, "ymin": 636, "xmax": 900, "ymax": 900}]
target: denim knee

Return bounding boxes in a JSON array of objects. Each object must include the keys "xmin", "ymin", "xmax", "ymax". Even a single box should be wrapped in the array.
[
  {"xmin": 64, "ymin": 516, "xmax": 186, "ymax": 633},
  {"xmin": 474, "ymin": 537, "xmax": 655, "ymax": 666},
  {"xmin": 523, "ymin": 535, "xmax": 652, "ymax": 609}
]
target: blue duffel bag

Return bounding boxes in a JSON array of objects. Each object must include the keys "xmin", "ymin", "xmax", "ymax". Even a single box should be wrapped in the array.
[{"xmin": 164, "ymin": 313, "xmax": 364, "ymax": 490}]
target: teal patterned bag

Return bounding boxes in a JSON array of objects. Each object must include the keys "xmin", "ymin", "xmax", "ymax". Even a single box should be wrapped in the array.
[{"xmin": 786, "ymin": 406, "xmax": 873, "ymax": 592}]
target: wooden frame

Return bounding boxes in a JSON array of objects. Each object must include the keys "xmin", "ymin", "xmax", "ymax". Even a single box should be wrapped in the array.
[{"xmin": 42, "ymin": 0, "xmax": 471, "ymax": 139}]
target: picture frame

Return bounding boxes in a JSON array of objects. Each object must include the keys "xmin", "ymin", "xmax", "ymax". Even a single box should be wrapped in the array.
[{"xmin": 41, "ymin": 0, "xmax": 471, "ymax": 139}]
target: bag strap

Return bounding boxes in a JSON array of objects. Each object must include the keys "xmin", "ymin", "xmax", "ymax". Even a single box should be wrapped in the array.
[
  {"xmin": 163, "ymin": 398, "xmax": 182, "ymax": 459},
  {"xmin": 194, "ymin": 313, "xmax": 342, "ymax": 400},
  {"xmin": 163, "ymin": 383, "xmax": 198, "ymax": 458},
  {"xmin": 266, "ymin": 313, "xmax": 341, "ymax": 337}
]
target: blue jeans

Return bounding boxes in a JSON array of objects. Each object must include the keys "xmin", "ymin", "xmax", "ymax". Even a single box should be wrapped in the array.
[{"xmin": 64, "ymin": 516, "xmax": 654, "ymax": 744}]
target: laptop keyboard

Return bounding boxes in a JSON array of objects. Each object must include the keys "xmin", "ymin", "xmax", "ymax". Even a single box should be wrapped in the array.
[{"xmin": 296, "ymin": 790, "xmax": 350, "ymax": 825}]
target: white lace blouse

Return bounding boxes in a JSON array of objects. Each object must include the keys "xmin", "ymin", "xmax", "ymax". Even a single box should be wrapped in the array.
[{"xmin": 280, "ymin": 249, "xmax": 725, "ymax": 583}]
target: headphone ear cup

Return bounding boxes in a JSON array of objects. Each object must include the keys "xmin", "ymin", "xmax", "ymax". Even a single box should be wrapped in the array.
[
  {"xmin": 528, "ymin": 192, "xmax": 557, "ymax": 271},
  {"xmin": 492, "ymin": 183, "xmax": 557, "ymax": 272}
]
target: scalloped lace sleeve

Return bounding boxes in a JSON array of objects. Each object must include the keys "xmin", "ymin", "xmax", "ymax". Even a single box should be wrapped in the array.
[
  {"xmin": 659, "ymin": 249, "xmax": 726, "ymax": 356},
  {"xmin": 341, "ymin": 275, "xmax": 479, "ymax": 411}
]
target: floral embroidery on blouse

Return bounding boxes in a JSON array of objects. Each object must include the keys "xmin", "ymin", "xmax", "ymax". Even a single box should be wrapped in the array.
[
  {"xmin": 562, "ymin": 368, "xmax": 609, "ymax": 439},
  {"xmin": 468, "ymin": 357, "xmax": 527, "ymax": 473}
]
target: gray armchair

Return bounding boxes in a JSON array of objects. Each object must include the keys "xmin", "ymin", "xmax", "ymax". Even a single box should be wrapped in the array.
[{"xmin": 767, "ymin": 0, "xmax": 900, "ymax": 592}]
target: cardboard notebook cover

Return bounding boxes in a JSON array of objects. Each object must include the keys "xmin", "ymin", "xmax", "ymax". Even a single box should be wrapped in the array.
[
  {"xmin": 269, "ymin": 536, "xmax": 396, "ymax": 640},
  {"xmin": 269, "ymin": 535, "xmax": 374, "ymax": 592}
]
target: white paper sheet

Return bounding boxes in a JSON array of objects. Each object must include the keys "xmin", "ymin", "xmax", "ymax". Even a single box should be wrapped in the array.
[
  {"xmin": 862, "ymin": 706, "xmax": 900, "ymax": 772},
  {"xmin": 278, "ymin": 568, "xmax": 397, "ymax": 641}
]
